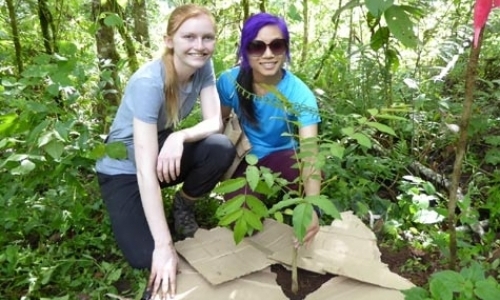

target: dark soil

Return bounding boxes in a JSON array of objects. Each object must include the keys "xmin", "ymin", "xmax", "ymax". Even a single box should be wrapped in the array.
[{"xmin": 269, "ymin": 243, "xmax": 442, "ymax": 300}]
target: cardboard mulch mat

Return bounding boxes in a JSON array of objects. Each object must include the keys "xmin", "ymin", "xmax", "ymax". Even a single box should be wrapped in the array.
[{"xmin": 111, "ymin": 211, "xmax": 415, "ymax": 299}]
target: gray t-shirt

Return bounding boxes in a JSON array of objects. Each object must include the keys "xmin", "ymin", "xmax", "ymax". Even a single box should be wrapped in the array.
[{"xmin": 96, "ymin": 58, "xmax": 215, "ymax": 175}]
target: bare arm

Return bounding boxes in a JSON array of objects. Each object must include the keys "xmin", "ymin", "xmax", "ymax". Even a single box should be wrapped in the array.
[
  {"xmin": 134, "ymin": 118, "xmax": 172, "ymax": 247},
  {"xmin": 175, "ymin": 85, "xmax": 223, "ymax": 142},
  {"xmin": 299, "ymin": 124, "xmax": 321, "ymax": 196}
]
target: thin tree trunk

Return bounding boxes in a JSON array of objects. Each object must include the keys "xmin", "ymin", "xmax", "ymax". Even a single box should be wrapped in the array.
[
  {"xmin": 6, "ymin": 0, "xmax": 23, "ymax": 76},
  {"xmin": 242, "ymin": 0, "xmax": 249, "ymax": 21},
  {"xmin": 132, "ymin": 0, "xmax": 150, "ymax": 49},
  {"xmin": 91, "ymin": 0, "xmax": 121, "ymax": 109},
  {"xmin": 110, "ymin": 0, "xmax": 139, "ymax": 72},
  {"xmin": 447, "ymin": 27, "xmax": 483, "ymax": 271},
  {"xmin": 300, "ymin": 0, "xmax": 308, "ymax": 66},
  {"xmin": 38, "ymin": 0, "xmax": 57, "ymax": 54},
  {"xmin": 259, "ymin": 0, "xmax": 266, "ymax": 12}
]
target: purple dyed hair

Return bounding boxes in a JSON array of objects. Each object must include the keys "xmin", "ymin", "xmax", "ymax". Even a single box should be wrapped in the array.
[{"xmin": 238, "ymin": 13, "xmax": 291, "ymax": 70}]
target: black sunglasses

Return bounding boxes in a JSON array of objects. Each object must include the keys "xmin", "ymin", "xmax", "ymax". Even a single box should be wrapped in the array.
[{"xmin": 247, "ymin": 39, "xmax": 288, "ymax": 57}]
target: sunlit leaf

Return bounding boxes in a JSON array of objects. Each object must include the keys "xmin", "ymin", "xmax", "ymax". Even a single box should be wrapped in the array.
[
  {"xmin": 384, "ymin": 5, "xmax": 418, "ymax": 48},
  {"xmin": 268, "ymin": 198, "xmax": 302, "ymax": 214},
  {"xmin": 245, "ymin": 165, "xmax": 260, "ymax": 191},
  {"xmin": 219, "ymin": 209, "xmax": 243, "ymax": 226},
  {"xmin": 11, "ymin": 159, "xmax": 36, "ymax": 175},
  {"xmin": 43, "ymin": 140, "xmax": 65, "ymax": 160},
  {"xmin": 216, "ymin": 194, "xmax": 245, "ymax": 217},
  {"xmin": 366, "ymin": 121, "xmax": 396, "ymax": 136},
  {"xmin": 243, "ymin": 210, "xmax": 263, "ymax": 231},
  {"xmin": 233, "ymin": 218, "xmax": 247, "ymax": 245},
  {"xmin": 352, "ymin": 132, "xmax": 372, "ymax": 148},
  {"xmin": 365, "ymin": 0, "xmax": 394, "ymax": 17},
  {"xmin": 329, "ymin": 142, "xmax": 345, "ymax": 159},
  {"xmin": 214, "ymin": 177, "xmax": 246, "ymax": 194},
  {"xmin": 103, "ymin": 13, "xmax": 123, "ymax": 27},
  {"xmin": 305, "ymin": 195, "xmax": 341, "ymax": 219},
  {"xmin": 474, "ymin": 278, "xmax": 500, "ymax": 300},
  {"xmin": 245, "ymin": 153, "xmax": 258, "ymax": 165},
  {"xmin": 292, "ymin": 203, "xmax": 313, "ymax": 243}
]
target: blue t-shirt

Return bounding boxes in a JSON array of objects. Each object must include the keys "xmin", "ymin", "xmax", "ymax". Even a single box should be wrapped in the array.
[
  {"xmin": 96, "ymin": 58, "xmax": 215, "ymax": 175},
  {"xmin": 217, "ymin": 66, "xmax": 320, "ymax": 159}
]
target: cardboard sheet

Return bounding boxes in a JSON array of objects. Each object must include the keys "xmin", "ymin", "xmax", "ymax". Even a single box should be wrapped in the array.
[
  {"xmin": 305, "ymin": 276, "xmax": 405, "ymax": 300},
  {"xmin": 174, "ymin": 219, "xmax": 293, "ymax": 285},
  {"xmin": 174, "ymin": 211, "xmax": 415, "ymax": 300}
]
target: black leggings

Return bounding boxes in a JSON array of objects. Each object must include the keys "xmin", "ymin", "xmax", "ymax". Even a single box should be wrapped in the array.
[{"xmin": 97, "ymin": 132, "xmax": 235, "ymax": 269}]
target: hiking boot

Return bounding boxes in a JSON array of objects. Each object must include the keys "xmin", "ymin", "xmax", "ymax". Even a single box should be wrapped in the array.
[{"xmin": 173, "ymin": 192, "xmax": 199, "ymax": 238}]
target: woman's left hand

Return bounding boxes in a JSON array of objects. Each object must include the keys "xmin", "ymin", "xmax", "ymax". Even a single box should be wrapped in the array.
[{"xmin": 157, "ymin": 132, "xmax": 185, "ymax": 183}]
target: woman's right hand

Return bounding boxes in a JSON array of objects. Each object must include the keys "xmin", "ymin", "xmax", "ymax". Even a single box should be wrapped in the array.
[{"xmin": 148, "ymin": 243, "xmax": 179, "ymax": 299}]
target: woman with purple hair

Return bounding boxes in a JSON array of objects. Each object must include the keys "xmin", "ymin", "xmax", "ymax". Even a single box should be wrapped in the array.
[{"xmin": 217, "ymin": 12, "xmax": 322, "ymax": 245}]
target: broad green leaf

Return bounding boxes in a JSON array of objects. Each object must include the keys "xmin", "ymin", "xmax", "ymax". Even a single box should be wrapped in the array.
[
  {"xmin": 401, "ymin": 287, "xmax": 430, "ymax": 300},
  {"xmin": 0, "ymin": 113, "xmax": 18, "ymax": 134},
  {"xmin": 460, "ymin": 261, "xmax": 486, "ymax": 282},
  {"xmin": 292, "ymin": 203, "xmax": 313, "ymax": 243},
  {"xmin": 262, "ymin": 172, "xmax": 275, "ymax": 188},
  {"xmin": 106, "ymin": 267, "xmax": 122, "ymax": 283},
  {"xmin": 245, "ymin": 165, "xmax": 260, "ymax": 191},
  {"xmin": 366, "ymin": 121, "xmax": 396, "ymax": 136},
  {"xmin": 341, "ymin": 126, "xmax": 354, "ymax": 136},
  {"xmin": 305, "ymin": 195, "xmax": 341, "ymax": 219},
  {"xmin": 371, "ymin": 26, "xmax": 390, "ymax": 51},
  {"xmin": 216, "ymin": 194, "xmax": 245, "ymax": 217},
  {"xmin": 329, "ymin": 142, "xmax": 345, "ymax": 159},
  {"xmin": 352, "ymin": 132, "xmax": 372, "ymax": 148},
  {"xmin": 105, "ymin": 141, "xmax": 127, "ymax": 159},
  {"xmin": 287, "ymin": 3, "xmax": 302, "ymax": 21},
  {"xmin": 245, "ymin": 153, "xmax": 258, "ymax": 165},
  {"xmin": 11, "ymin": 159, "xmax": 36, "ymax": 175},
  {"xmin": 429, "ymin": 277, "xmax": 454, "ymax": 300},
  {"xmin": 386, "ymin": 48, "xmax": 400, "ymax": 72},
  {"xmin": 365, "ymin": 0, "xmax": 394, "ymax": 17},
  {"xmin": 103, "ymin": 13, "xmax": 123, "ymax": 27},
  {"xmin": 233, "ymin": 218, "xmax": 247, "ymax": 245},
  {"xmin": 474, "ymin": 279, "xmax": 500, "ymax": 300},
  {"xmin": 219, "ymin": 209, "xmax": 243, "ymax": 226},
  {"xmin": 422, "ymin": 182, "xmax": 436, "ymax": 195},
  {"xmin": 384, "ymin": 5, "xmax": 418, "ymax": 48},
  {"xmin": 245, "ymin": 195, "xmax": 268, "ymax": 217},
  {"xmin": 214, "ymin": 177, "xmax": 246, "ymax": 194},
  {"xmin": 243, "ymin": 210, "xmax": 263, "ymax": 231},
  {"xmin": 430, "ymin": 270, "xmax": 464, "ymax": 294},
  {"xmin": 43, "ymin": 140, "xmax": 65, "ymax": 160},
  {"xmin": 268, "ymin": 198, "xmax": 302, "ymax": 214}
]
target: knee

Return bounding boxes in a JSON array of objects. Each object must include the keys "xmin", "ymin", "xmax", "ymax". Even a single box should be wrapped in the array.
[{"xmin": 205, "ymin": 134, "xmax": 236, "ymax": 164}]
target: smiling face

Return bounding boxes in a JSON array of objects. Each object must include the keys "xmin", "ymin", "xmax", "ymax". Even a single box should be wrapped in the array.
[
  {"xmin": 165, "ymin": 14, "xmax": 216, "ymax": 75},
  {"xmin": 247, "ymin": 25, "xmax": 287, "ymax": 84}
]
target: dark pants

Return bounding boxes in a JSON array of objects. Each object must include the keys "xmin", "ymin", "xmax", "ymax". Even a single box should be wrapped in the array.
[
  {"xmin": 97, "ymin": 132, "xmax": 235, "ymax": 269},
  {"xmin": 224, "ymin": 149, "xmax": 300, "ymax": 201}
]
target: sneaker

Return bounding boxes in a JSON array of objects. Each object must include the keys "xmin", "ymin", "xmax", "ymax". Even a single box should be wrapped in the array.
[{"xmin": 173, "ymin": 192, "xmax": 199, "ymax": 238}]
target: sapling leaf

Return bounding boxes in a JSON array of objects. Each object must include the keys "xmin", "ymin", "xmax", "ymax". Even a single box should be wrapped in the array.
[
  {"xmin": 268, "ymin": 198, "xmax": 302, "ymax": 214},
  {"xmin": 243, "ymin": 210, "xmax": 263, "ymax": 231},
  {"xmin": 246, "ymin": 165, "xmax": 260, "ymax": 191},
  {"xmin": 274, "ymin": 211, "xmax": 284, "ymax": 223},
  {"xmin": 216, "ymin": 194, "xmax": 245, "ymax": 218},
  {"xmin": 401, "ymin": 287, "xmax": 429, "ymax": 300},
  {"xmin": 352, "ymin": 132, "xmax": 372, "ymax": 148},
  {"xmin": 245, "ymin": 195, "xmax": 268, "ymax": 217},
  {"xmin": 245, "ymin": 153, "xmax": 258, "ymax": 165},
  {"xmin": 305, "ymin": 195, "xmax": 341, "ymax": 219},
  {"xmin": 219, "ymin": 209, "xmax": 243, "ymax": 226},
  {"xmin": 214, "ymin": 177, "xmax": 246, "ymax": 194},
  {"xmin": 292, "ymin": 203, "xmax": 313, "ymax": 243},
  {"xmin": 233, "ymin": 218, "xmax": 247, "ymax": 245}
]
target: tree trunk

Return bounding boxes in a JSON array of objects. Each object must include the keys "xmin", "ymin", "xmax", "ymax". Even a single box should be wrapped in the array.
[
  {"xmin": 259, "ymin": 0, "xmax": 266, "ymax": 12},
  {"xmin": 242, "ymin": 0, "xmax": 249, "ymax": 21},
  {"xmin": 6, "ymin": 0, "xmax": 23, "ymax": 76},
  {"xmin": 131, "ymin": 0, "xmax": 150, "ymax": 49},
  {"xmin": 38, "ymin": 0, "xmax": 57, "ymax": 54},
  {"xmin": 300, "ymin": 0, "xmax": 308, "ymax": 66},
  {"xmin": 91, "ymin": 0, "xmax": 121, "ymax": 109},
  {"xmin": 109, "ymin": 0, "xmax": 139, "ymax": 72},
  {"xmin": 447, "ymin": 27, "xmax": 483, "ymax": 271}
]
